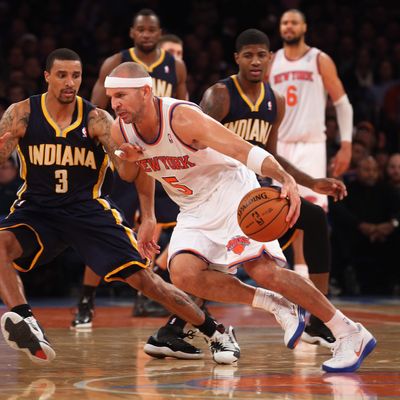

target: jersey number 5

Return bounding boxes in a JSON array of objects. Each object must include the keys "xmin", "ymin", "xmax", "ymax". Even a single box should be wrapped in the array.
[
  {"xmin": 55, "ymin": 169, "xmax": 68, "ymax": 193},
  {"xmin": 286, "ymin": 85, "xmax": 298, "ymax": 106},
  {"xmin": 162, "ymin": 176, "xmax": 193, "ymax": 195}
]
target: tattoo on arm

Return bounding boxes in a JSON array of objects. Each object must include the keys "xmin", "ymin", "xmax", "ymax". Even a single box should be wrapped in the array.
[
  {"xmin": 88, "ymin": 109, "xmax": 121, "ymax": 167},
  {"xmin": 201, "ymin": 87, "xmax": 227, "ymax": 121},
  {"xmin": 0, "ymin": 104, "xmax": 28, "ymax": 164}
]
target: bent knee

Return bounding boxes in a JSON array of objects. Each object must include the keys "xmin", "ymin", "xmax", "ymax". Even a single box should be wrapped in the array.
[
  {"xmin": 0, "ymin": 231, "xmax": 23, "ymax": 261},
  {"xmin": 169, "ymin": 262, "xmax": 186, "ymax": 289}
]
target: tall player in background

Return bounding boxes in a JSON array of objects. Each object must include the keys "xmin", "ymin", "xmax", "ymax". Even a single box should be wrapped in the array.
[
  {"xmin": 269, "ymin": 9, "xmax": 353, "ymax": 343},
  {"xmin": 72, "ymin": 11, "xmax": 188, "ymax": 328}
]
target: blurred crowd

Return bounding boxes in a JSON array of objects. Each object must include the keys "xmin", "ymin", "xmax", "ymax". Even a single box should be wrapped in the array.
[{"xmin": 0, "ymin": 0, "xmax": 399, "ymax": 297}]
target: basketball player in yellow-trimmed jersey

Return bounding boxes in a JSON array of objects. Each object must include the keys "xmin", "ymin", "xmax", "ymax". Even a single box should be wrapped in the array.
[{"xmin": 91, "ymin": 8, "xmax": 188, "ymax": 109}]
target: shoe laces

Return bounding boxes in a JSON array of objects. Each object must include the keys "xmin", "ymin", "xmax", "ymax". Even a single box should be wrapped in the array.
[
  {"xmin": 273, "ymin": 297, "xmax": 295, "ymax": 329},
  {"xmin": 181, "ymin": 329, "xmax": 198, "ymax": 340},
  {"xmin": 24, "ymin": 317, "xmax": 46, "ymax": 340},
  {"xmin": 331, "ymin": 330, "xmax": 359, "ymax": 360},
  {"xmin": 209, "ymin": 329, "xmax": 237, "ymax": 352}
]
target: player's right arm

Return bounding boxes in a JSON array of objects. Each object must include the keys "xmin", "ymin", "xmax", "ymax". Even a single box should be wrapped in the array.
[
  {"xmin": 0, "ymin": 100, "xmax": 29, "ymax": 164},
  {"xmin": 199, "ymin": 83, "xmax": 230, "ymax": 121},
  {"xmin": 91, "ymin": 53, "xmax": 123, "ymax": 108}
]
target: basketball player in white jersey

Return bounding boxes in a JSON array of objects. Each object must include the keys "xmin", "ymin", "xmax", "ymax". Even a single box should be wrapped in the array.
[
  {"xmin": 105, "ymin": 61, "xmax": 375, "ymax": 373},
  {"xmin": 269, "ymin": 8, "xmax": 353, "ymax": 330}
]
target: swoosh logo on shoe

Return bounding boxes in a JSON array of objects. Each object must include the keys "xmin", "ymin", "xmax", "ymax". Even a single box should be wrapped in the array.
[{"xmin": 355, "ymin": 339, "xmax": 364, "ymax": 357}]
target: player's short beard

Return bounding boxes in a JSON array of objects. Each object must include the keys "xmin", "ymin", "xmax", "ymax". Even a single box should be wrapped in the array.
[{"xmin": 283, "ymin": 36, "xmax": 302, "ymax": 46}]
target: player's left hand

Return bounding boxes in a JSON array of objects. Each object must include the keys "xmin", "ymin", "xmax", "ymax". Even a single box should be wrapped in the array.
[
  {"xmin": 312, "ymin": 178, "xmax": 347, "ymax": 201},
  {"xmin": 137, "ymin": 218, "xmax": 160, "ymax": 259}
]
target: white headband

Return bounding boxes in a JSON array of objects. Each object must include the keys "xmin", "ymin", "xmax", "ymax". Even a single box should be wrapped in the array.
[{"xmin": 104, "ymin": 76, "xmax": 153, "ymax": 88}]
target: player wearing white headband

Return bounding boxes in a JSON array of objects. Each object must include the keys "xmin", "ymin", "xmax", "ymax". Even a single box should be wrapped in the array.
[{"xmin": 106, "ymin": 61, "xmax": 375, "ymax": 373}]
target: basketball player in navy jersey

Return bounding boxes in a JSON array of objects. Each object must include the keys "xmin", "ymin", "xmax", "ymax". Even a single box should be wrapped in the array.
[
  {"xmin": 91, "ymin": 8, "xmax": 187, "ymax": 108},
  {"xmin": 73, "ymin": 9, "xmax": 188, "ymax": 327},
  {"xmin": 146, "ymin": 28, "xmax": 347, "ymax": 354},
  {"xmin": 0, "ymin": 48, "xmax": 242, "ymax": 365}
]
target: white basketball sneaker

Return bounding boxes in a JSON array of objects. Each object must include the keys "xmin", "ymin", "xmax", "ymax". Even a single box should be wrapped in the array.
[
  {"xmin": 207, "ymin": 325, "xmax": 240, "ymax": 364},
  {"xmin": 271, "ymin": 295, "xmax": 306, "ymax": 349},
  {"xmin": 1, "ymin": 312, "xmax": 56, "ymax": 364},
  {"xmin": 322, "ymin": 323, "xmax": 377, "ymax": 372}
]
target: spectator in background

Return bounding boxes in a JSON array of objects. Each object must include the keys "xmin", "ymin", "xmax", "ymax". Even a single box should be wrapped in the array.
[
  {"xmin": 329, "ymin": 156, "xmax": 400, "ymax": 295},
  {"xmin": 385, "ymin": 153, "xmax": 400, "ymax": 197},
  {"xmin": 353, "ymin": 121, "xmax": 377, "ymax": 154},
  {"xmin": 342, "ymin": 139, "xmax": 370, "ymax": 184}
]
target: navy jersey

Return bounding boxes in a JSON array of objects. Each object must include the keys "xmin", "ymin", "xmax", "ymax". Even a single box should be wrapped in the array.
[
  {"xmin": 15, "ymin": 94, "xmax": 112, "ymax": 207},
  {"xmin": 121, "ymin": 48, "xmax": 177, "ymax": 97},
  {"xmin": 220, "ymin": 75, "xmax": 277, "ymax": 148}
]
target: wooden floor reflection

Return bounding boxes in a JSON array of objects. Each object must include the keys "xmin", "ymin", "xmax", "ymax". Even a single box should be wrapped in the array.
[{"xmin": 0, "ymin": 299, "xmax": 399, "ymax": 399}]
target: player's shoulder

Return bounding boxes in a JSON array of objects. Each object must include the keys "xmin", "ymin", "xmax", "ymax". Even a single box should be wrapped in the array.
[
  {"xmin": 204, "ymin": 81, "xmax": 229, "ymax": 98},
  {"xmin": 100, "ymin": 52, "xmax": 123, "ymax": 73},
  {"xmin": 7, "ymin": 98, "xmax": 31, "ymax": 118}
]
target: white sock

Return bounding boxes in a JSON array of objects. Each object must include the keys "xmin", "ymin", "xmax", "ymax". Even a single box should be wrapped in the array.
[
  {"xmin": 294, "ymin": 263, "xmax": 309, "ymax": 278},
  {"xmin": 325, "ymin": 310, "xmax": 358, "ymax": 339},
  {"xmin": 252, "ymin": 287, "xmax": 281, "ymax": 313}
]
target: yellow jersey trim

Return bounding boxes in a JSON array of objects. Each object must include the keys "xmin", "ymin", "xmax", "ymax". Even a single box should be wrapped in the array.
[
  {"xmin": 41, "ymin": 94, "xmax": 83, "ymax": 138},
  {"xmin": 232, "ymin": 75, "xmax": 265, "ymax": 112},
  {"xmin": 129, "ymin": 47, "xmax": 166, "ymax": 73},
  {"xmin": 92, "ymin": 154, "xmax": 110, "ymax": 198},
  {"xmin": 0, "ymin": 224, "xmax": 44, "ymax": 272}
]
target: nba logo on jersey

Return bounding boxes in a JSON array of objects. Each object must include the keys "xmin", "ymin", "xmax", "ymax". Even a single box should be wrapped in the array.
[
  {"xmin": 168, "ymin": 133, "xmax": 174, "ymax": 143},
  {"xmin": 164, "ymin": 65, "xmax": 169, "ymax": 74},
  {"xmin": 81, "ymin": 127, "xmax": 87, "ymax": 137},
  {"xmin": 267, "ymin": 101, "xmax": 272, "ymax": 110}
]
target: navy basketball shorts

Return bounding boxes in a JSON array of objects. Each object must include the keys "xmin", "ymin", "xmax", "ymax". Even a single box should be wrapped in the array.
[{"xmin": 0, "ymin": 197, "xmax": 150, "ymax": 282}]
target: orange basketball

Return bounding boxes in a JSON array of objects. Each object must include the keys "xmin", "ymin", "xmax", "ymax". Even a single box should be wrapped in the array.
[{"xmin": 237, "ymin": 187, "xmax": 290, "ymax": 242}]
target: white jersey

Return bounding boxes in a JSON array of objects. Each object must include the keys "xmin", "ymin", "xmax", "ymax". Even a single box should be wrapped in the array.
[
  {"xmin": 119, "ymin": 97, "xmax": 286, "ymax": 268},
  {"xmin": 119, "ymin": 97, "xmax": 245, "ymax": 212},
  {"xmin": 269, "ymin": 47, "xmax": 327, "ymax": 143}
]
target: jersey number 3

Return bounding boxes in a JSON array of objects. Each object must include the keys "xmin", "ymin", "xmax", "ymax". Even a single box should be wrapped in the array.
[{"xmin": 55, "ymin": 169, "xmax": 68, "ymax": 193}]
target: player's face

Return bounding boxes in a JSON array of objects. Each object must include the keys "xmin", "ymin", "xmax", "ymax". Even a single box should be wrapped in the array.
[
  {"xmin": 131, "ymin": 16, "xmax": 161, "ymax": 54},
  {"xmin": 45, "ymin": 59, "xmax": 82, "ymax": 104},
  {"xmin": 235, "ymin": 44, "xmax": 271, "ymax": 82},
  {"xmin": 107, "ymin": 86, "xmax": 146, "ymax": 124},
  {"xmin": 280, "ymin": 12, "xmax": 306, "ymax": 45},
  {"xmin": 160, "ymin": 42, "xmax": 183, "ymax": 60}
]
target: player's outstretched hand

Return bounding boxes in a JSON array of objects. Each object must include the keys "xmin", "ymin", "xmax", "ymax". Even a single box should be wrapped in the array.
[
  {"xmin": 114, "ymin": 143, "xmax": 144, "ymax": 162},
  {"xmin": 280, "ymin": 177, "xmax": 301, "ymax": 228},
  {"xmin": 312, "ymin": 178, "xmax": 347, "ymax": 201},
  {"xmin": 137, "ymin": 218, "xmax": 160, "ymax": 259}
]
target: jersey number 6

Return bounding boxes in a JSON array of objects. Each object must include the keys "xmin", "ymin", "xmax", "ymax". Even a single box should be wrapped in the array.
[{"xmin": 286, "ymin": 85, "xmax": 298, "ymax": 107}]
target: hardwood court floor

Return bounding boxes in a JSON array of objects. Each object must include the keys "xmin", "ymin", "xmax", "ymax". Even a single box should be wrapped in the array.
[{"xmin": 0, "ymin": 298, "xmax": 399, "ymax": 399}]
